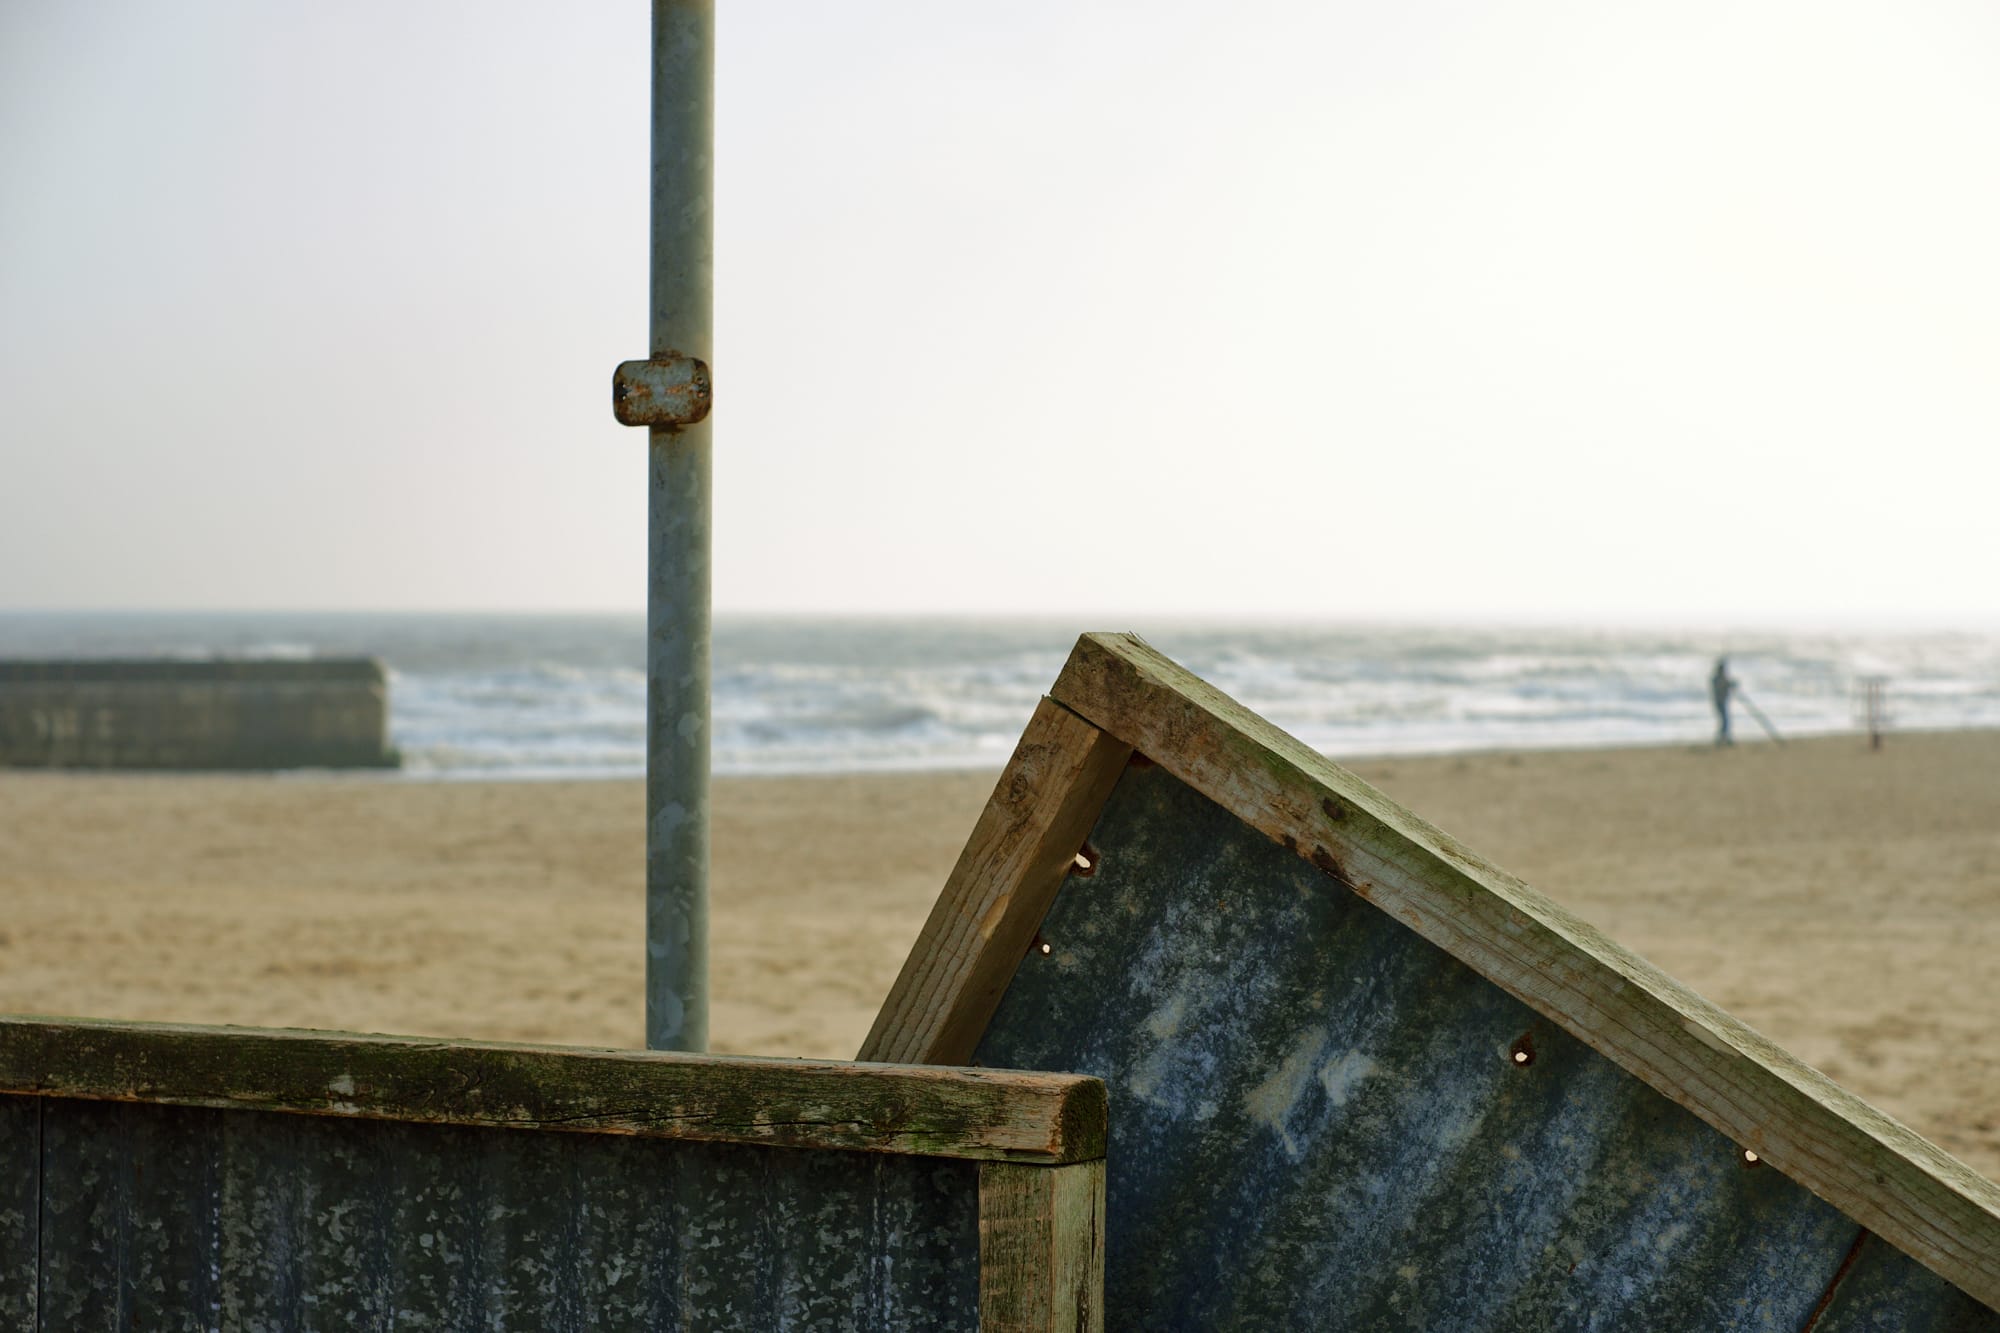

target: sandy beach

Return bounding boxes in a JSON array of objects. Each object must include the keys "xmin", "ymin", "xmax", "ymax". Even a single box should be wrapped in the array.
[{"xmin": 2, "ymin": 729, "xmax": 1996, "ymax": 1179}]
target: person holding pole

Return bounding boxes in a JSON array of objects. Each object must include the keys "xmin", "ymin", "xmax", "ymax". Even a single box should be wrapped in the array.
[{"xmin": 1711, "ymin": 656, "xmax": 1786, "ymax": 746}]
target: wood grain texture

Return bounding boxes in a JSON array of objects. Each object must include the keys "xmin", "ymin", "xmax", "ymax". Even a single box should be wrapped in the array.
[
  {"xmin": 859, "ymin": 697, "xmax": 1130, "ymax": 1065},
  {"xmin": 1050, "ymin": 631, "xmax": 2000, "ymax": 1312},
  {"xmin": 0, "ymin": 1016, "xmax": 1105, "ymax": 1164},
  {"xmin": 979, "ymin": 1159, "xmax": 1106, "ymax": 1333}
]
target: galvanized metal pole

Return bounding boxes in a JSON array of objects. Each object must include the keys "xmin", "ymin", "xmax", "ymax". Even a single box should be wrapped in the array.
[{"xmin": 643, "ymin": 0, "xmax": 713, "ymax": 1052}]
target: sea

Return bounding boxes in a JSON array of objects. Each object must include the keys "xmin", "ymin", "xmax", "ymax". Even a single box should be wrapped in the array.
[{"xmin": 3, "ymin": 612, "xmax": 1998, "ymax": 779}]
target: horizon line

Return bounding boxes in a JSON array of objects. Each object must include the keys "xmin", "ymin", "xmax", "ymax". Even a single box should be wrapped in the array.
[{"xmin": 4, "ymin": 606, "xmax": 1999, "ymax": 635}]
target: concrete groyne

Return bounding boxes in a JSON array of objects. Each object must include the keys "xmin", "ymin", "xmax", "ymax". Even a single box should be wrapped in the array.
[{"xmin": 0, "ymin": 658, "xmax": 398, "ymax": 770}]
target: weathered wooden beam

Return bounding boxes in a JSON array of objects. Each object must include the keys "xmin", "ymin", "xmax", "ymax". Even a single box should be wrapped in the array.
[
  {"xmin": 979, "ymin": 1159, "xmax": 1106, "ymax": 1333},
  {"xmin": 1049, "ymin": 631, "xmax": 2000, "ymax": 1311},
  {"xmin": 860, "ymin": 696, "xmax": 1131, "ymax": 1065},
  {"xmin": 0, "ymin": 1017, "xmax": 1105, "ymax": 1164}
]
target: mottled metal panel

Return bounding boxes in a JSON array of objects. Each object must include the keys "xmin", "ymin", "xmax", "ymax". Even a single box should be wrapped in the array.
[
  {"xmin": 772, "ymin": 1147, "xmax": 984, "ymax": 1326},
  {"xmin": 215, "ymin": 1108, "xmax": 378, "ymax": 1326},
  {"xmin": 1811, "ymin": 1232, "xmax": 2000, "ymax": 1331},
  {"xmin": 0, "ymin": 1096, "xmax": 36, "ymax": 1327},
  {"xmin": 664, "ymin": 1133, "xmax": 981, "ymax": 1329},
  {"xmin": 973, "ymin": 761, "xmax": 1997, "ymax": 1330},
  {"xmin": 38, "ymin": 1099, "xmax": 223, "ymax": 1330},
  {"xmin": 19, "ymin": 1095, "xmax": 979, "ymax": 1330},
  {"xmin": 231, "ymin": 1112, "xmax": 695, "ymax": 1329}
]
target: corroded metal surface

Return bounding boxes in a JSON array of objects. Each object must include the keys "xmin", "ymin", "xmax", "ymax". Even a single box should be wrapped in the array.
[
  {"xmin": 973, "ymin": 759, "xmax": 2000, "ymax": 1331},
  {"xmin": 16, "ymin": 1095, "xmax": 978, "ymax": 1329},
  {"xmin": 614, "ymin": 356, "xmax": 712, "ymax": 427}
]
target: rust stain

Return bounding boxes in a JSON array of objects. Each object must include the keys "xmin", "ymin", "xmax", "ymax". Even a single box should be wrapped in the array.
[
  {"xmin": 1798, "ymin": 1230, "xmax": 1870, "ymax": 1333},
  {"xmin": 612, "ymin": 355, "xmax": 712, "ymax": 427},
  {"xmin": 1321, "ymin": 796, "xmax": 1347, "ymax": 822}
]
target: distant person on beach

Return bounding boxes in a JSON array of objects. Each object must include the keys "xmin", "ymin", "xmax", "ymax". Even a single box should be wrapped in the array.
[{"xmin": 1711, "ymin": 656, "xmax": 1737, "ymax": 747}]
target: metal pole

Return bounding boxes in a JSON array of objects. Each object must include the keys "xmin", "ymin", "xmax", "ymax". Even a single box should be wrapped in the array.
[{"xmin": 644, "ymin": 0, "xmax": 713, "ymax": 1052}]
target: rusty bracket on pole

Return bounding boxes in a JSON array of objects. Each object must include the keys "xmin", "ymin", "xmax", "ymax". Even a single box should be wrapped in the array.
[{"xmin": 613, "ymin": 355, "xmax": 712, "ymax": 427}]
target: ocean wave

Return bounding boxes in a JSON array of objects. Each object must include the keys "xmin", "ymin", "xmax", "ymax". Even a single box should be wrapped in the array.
[{"xmin": 10, "ymin": 613, "xmax": 2000, "ymax": 776}]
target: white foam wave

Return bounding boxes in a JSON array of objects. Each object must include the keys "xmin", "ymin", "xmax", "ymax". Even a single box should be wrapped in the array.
[{"xmin": 11, "ymin": 614, "xmax": 2000, "ymax": 776}]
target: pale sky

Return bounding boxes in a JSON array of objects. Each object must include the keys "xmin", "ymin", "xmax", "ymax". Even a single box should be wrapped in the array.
[{"xmin": 3, "ymin": 2, "xmax": 1998, "ymax": 622}]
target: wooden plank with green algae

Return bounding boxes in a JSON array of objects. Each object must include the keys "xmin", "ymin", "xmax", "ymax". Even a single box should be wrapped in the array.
[
  {"xmin": 970, "ymin": 758, "xmax": 2000, "ymax": 1331},
  {"xmin": 979, "ymin": 1159, "xmax": 1107, "ymax": 1332},
  {"xmin": 0, "ymin": 1016, "xmax": 1104, "ymax": 1164},
  {"xmin": 20, "ymin": 1093, "xmax": 982, "ymax": 1330}
]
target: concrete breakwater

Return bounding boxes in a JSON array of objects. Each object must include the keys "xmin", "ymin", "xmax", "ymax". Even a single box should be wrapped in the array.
[{"xmin": 0, "ymin": 658, "xmax": 398, "ymax": 770}]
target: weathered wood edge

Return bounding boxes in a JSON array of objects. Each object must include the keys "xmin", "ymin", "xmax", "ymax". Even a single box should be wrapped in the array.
[
  {"xmin": 859, "ymin": 697, "xmax": 1131, "ymax": 1066},
  {"xmin": 1050, "ymin": 631, "xmax": 2000, "ymax": 1311},
  {"xmin": 979, "ymin": 1158, "xmax": 1107, "ymax": 1333},
  {"xmin": 0, "ymin": 1016, "xmax": 1106, "ymax": 1165}
]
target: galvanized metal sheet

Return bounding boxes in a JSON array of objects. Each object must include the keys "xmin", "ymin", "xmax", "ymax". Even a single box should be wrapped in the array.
[
  {"xmin": 22, "ymin": 1095, "xmax": 979, "ymax": 1330},
  {"xmin": 39, "ymin": 1099, "xmax": 224, "ymax": 1328},
  {"xmin": 0, "ymin": 1096, "xmax": 35, "ymax": 1328},
  {"xmin": 973, "ymin": 760, "xmax": 2000, "ymax": 1331}
]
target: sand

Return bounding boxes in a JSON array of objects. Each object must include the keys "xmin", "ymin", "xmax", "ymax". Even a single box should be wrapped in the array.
[{"xmin": 1, "ymin": 731, "xmax": 1996, "ymax": 1179}]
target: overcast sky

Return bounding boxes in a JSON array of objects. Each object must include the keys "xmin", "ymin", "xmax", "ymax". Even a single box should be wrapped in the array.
[{"xmin": 3, "ymin": 2, "xmax": 1997, "ymax": 622}]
